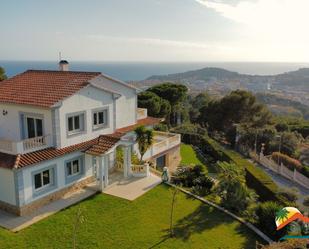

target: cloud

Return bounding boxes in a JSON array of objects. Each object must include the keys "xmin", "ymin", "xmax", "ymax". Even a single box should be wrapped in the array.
[
  {"xmin": 194, "ymin": 0, "xmax": 309, "ymax": 61},
  {"xmin": 195, "ymin": 0, "xmax": 309, "ymax": 28}
]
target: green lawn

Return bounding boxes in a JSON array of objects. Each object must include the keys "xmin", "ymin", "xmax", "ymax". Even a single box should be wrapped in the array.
[
  {"xmin": 180, "ymin": 144, "xmax": 217, "ymax": 174},
  {"xmin": 0, "ymin": 185, "xmax": 261, "ymax": 249}
]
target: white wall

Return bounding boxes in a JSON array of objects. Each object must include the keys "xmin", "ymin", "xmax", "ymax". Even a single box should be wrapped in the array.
[
  {"xmin": 0, "ymin": 168, "xmax": 16, "ymax": 205},
  {"xmin": 0, "ymin": 103, "xmax": 52, "ymax": 142},
  {"xmin": 21, "ymin": 151, "xmax": 93, "ymax": 205},
  {"xmin": 58, "ymin": 86, "xmax": 115, "ymax": 148},
  {"xmin": 90, "ymin": 76, "xmax": 137, "ymax": 129}
]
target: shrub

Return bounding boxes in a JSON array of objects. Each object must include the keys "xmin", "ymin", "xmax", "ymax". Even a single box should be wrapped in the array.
[
  {"xmin": 254, "ymin": 201, "xmax": 286, "ymax": 240},
  {"xmin": 300, "ymin": 166, "xmax": 309, "ymax": 178},
  {"xmin": 172, "ymin": 165, "xmax": 204, "ymax": 187},
  {"xmin": 172, "ymin": 165, "xmax": 214, "ymax": 196},
  {"xmin": 258, "ymin": 239, "xmax": 308, "ymax": 249},
  {"xmin": 271, "ymin": 152, "xmax": 303, "ymax": 171},
  {"xmin": 153, "ymin": 123, "xmax": 168, "ymax": 132},
  {"xmin": 192, "ymin": 175, "xmax": 214, "ymax": 196},
  {"xmin": 178, "ymin": 132, "xmax": 281, "ymax": 203},
  {"xmin": 303, "ymin": 196, "xmax": 309, "ymax": 207},
  {"xmin": 276, "ymin": 187, "xmax": 299, "ymax": 203}
]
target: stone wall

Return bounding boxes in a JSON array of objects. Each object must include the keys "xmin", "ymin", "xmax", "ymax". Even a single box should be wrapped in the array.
[
  {"xmin": 0, "ymin": 176, "xmax": 95, "ymax": 216},
  {"xmin": 149, "ymin": 145, "xmax": 181, "ymax": 173}
]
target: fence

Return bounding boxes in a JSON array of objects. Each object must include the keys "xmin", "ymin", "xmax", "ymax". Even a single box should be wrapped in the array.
[{"xmin": 253, "ymin": 152, "xmax": 309, "ymax": 189}]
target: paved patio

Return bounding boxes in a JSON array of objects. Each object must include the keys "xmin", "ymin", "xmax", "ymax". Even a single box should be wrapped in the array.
[
  {"xmin": 0, "ymin": 174, "xmax": 161, "ymax": 232},
  {"xmin": 103, "ymin": 173, "xmax": 162, "ymax": 200},
  {"xmin": 0, "ymin": 186, "xmax": 97, "ymax": 232}
]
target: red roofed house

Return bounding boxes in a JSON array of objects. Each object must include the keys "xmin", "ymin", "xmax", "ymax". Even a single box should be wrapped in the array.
[{"xmin": 0, "ymin": 61, "xmax": 181, "ymax": 216}]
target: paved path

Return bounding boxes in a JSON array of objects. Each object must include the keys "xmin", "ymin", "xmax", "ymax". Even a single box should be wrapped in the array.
[
  {"xmin": 103, "ymin": 174, "xmax": 162, "ymax": 201},
  {"xmin": 0, "ymin": 186, "xmax": 97, "ymax": 232},
  {"xmin": 249, "ymin": 159, "xmax": 309, "ymax": 208}
]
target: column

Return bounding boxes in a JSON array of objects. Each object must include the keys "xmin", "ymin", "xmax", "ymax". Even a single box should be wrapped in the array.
[
  {"xmin": 104, "ymin": 155, "xmax": 109, "ymax": 187},
  {"xmin": 99, "ymin": 155, "xmax": 109, "ymax": 191},
  {"xmin": 123, "ymin": 146, "xmax": 132, "ymax": 178},
  {"xmin": 99, "ymin": 156, "xmax": 104, "ymax": 192}
]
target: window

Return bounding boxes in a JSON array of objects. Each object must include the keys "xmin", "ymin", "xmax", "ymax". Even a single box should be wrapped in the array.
[
  {"xmin": 66, "ymin": 159, "xmax": 81, "ymax": 177},
  {"xmin": 26, "ymin": 117, "xmax": 43, "ymax": 138},
  {"xmin": 67, "ymin": 113, "xmax": 85, "ymax": 135},
  {"xmin": 93, "ymin": 109, "xmax": 108, "ymax": 129},
  {"xmin": 34, "ymin": 169, "xmax": 52, "ymax": 190}
]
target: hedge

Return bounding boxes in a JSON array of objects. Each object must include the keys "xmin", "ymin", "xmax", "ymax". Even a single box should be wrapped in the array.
[
  {"xmin": 271, "ymin": 152, "xmax": 309, "ymax": 178},
  {"xmin": 289, "ymin": 124, "xmax": 309, "ymax": 138},
  {"xmin": 179, "ymin": 132, "xmax": 280, "ymax": 203}
]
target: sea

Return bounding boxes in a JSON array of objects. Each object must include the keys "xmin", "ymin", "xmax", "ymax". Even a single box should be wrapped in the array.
[{"xmin": 1, "ymin": 61, "xmax": 309, "ymax": 81}]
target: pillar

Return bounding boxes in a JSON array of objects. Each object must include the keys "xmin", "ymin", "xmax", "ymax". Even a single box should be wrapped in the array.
[
  {"xmin": 99, "ymin": 155, "xmax": 108, "ymax": 191},
  {"xmin": 123, "ymin": 146, "xmax": 132, "ymax": 178}
]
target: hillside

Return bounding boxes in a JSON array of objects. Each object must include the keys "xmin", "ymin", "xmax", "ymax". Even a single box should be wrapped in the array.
[{"xmin": 134, "ymin": 67, "xmax": 309, "ymax": 108}]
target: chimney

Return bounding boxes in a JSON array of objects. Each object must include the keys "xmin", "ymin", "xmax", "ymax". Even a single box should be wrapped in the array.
[{"xmin": 59, "ymin": 60, "xmax": 69, "ymax": 71}]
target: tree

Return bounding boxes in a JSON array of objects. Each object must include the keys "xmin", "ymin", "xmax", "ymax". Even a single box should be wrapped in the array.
[
  {"xmin": 138, "ymin": 91, "xmax": 171, "ymax": 119},
  {"xmin": 269, "ymin": 131, "xmax": 301, "ymax": 157},
  {"xmin": 216, "ymin": 162, "xmax": 257, "ymax": 213},
  {"xmin": 0, "ymin": 67, "xmax": 7, "ymax": 81},
  {"xmin": 189, "ymin": 92, "xmax": 211, "ymax": 123},
  {"xmin": 254, "ymin": 201, "xmax": 286, "ymax": 240},
  {"xmin": 72, "ymin": 206, "xmax": 85, "ymax": 249},
  {"xmin": 148, "ymin": 83, "xmax": 188, "ymax": 126},
  {"xmin": 138, "ymin": 91, "xmax": 161, "ymax": 116},
  {"xmin": 200, "ymin": 90, "xmax": 272, "ymax": 144},
  {"xmin": 169, "ymin": 186, "xmax": 179, "ymax": 237},
  {"xmin": 134, "ymin": 126, "xmax": 154, "ymax": 162}
]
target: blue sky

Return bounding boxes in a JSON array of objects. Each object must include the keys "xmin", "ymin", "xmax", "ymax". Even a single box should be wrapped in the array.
[{"xmin": 1, "ymin": 0, "xmax": 308, "ymax": 62}]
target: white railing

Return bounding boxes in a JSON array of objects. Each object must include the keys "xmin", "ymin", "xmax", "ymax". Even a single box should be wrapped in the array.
[
  {"xmin": 0, "ymin": 139, "xmax": 14, "ymax": 154},
  {"xmin": 137, "ymin": 108, "xmax": 147, "ymax": 120},
  {"xmin": 0, "ymin": 135, "xmax": 50, "ymax": 155},
  {"xmin": 131, "ymin": 164, "xmax": 150, "ymax": 177},
  {"xmin": 151, "ymin": 132, "xmax": 181, "ymax": 156},
  {"xmin": 256, "ymin": 153, "xmax": 309, "ymax": 189}
]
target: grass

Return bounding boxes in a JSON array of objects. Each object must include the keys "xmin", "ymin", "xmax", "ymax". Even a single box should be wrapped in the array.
[
  {"xmin": 0, "ymin": 185, "xmax": 261, "ymax": 249},
  {"xmin": 180, "ymin": 144, "xmax": 217, "ymax": 174}
]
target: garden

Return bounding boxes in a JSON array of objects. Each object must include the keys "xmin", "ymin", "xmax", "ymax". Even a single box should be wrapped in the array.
[{"xmin": 0, "ymin": 185, "xmax": 261, "ymax": 249}]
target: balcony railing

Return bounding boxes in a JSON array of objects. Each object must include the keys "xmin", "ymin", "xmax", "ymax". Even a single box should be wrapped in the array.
[
  {"xmin": 0, "ymin": 135, "xmax": 50, "ymax": 155},
  {"xmin": 137, "ymin": 108, "xmax": 147, "ymax": 120},
  {"xmin": 131, "ymin": 164, "xmax": 150, "ymax": 177},
  {"xmin": 151, "ymin": 131, "xmax": 181, "ymax": 156}
]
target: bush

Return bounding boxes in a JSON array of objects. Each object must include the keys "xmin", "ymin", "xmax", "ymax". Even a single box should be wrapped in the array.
[
  {"xmin": 276, "ymin": 187, "xmax": 299, "ymax": 203},
  {"xmin": 271, "ymin": 152, "xmax": 303, "ymax": 171},
  {"xmin": 192, "ymin": 175, "xmax": 214, "ymax": 196},
  {"xmin": 172, "ymin": 165, "xmax": 214, "ymax": 196},
  {"xmin": 153, "ymin": 123, "xmax": 168, "ymax": 132},
  {"xmin": 178, "ymin": 132, "xmax": 281, "ymax": 203},
  {"xmin": 303, "ymin": 196, "xmax": 309, "ymax": 207},
  {"xmin": 172, "ymin": 165, "xmax": 204, "ymax": 187},
  {"xmin": 254, "ymin": 201, "xmax": 286, "ymax": 240}
]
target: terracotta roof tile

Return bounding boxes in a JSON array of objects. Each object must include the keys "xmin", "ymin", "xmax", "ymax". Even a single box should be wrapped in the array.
[
  {"xmin": 116, "ymin": 117, "xmax": 162, "ymax": 134},
  {"xmin": 84, "ymin": 136, "xmax": 120, "ymax": 156},
  {"xmin": 0, "ymin": 135, "xmax": 119, "ymax": 169},
  {"xmin": 0, "ymin": 70, "xmax": 101, "ymax": 107},
  {"xmin": 0, "ymin": 117, "xmax": 160, "ymax": 169}
]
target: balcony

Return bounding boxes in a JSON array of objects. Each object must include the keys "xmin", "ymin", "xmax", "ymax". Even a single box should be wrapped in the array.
[
  {"xmin": 150, "ymin": 131, "xmax": 181, "ymax": 156},
  {"xmin": 137, "ymin": 108, "xmax": 147, "ymax": 120},
  {"xmin": 0, "ymin": 135, "xmax": 50, "ymax": 155}
]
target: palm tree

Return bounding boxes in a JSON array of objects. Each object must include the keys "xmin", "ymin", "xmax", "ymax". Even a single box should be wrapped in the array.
[
  {"xmin": 216, "ymin": 161, "xmax": 256, "ymax": 213},
  {"xmin": 134, "ymin": 125, "xmax": 154, "ymax": 163}
]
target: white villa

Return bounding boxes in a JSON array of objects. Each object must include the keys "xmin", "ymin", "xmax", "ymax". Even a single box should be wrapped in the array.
[{"xmin": 0, "ymin": 61, "xmax": 181, "ymax": 216}]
